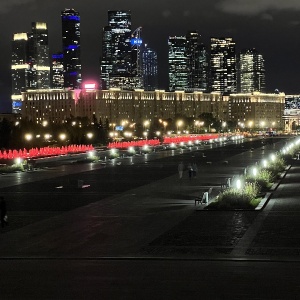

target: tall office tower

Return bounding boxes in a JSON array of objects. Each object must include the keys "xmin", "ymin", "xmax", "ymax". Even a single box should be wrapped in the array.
[
  {"xmin": 186, "ymin": 31, "xmax": 208, "ymax": 92},
  {"xmin": 210, "ymin": 37, "xmax": 237, "ymax": 94},
  {"xmin": 61, "ymin": 8, "xmax": 81, "ymax": 89},
  {"xmin": 100, "ymin": 26, "xmax": 113, "ymax": 89},
  {"xmin": 239, "ymin": 48, "xmax": 266, "ymax": 93},
  {"xmin": 11, "ymin": 33, "xmax": 28, "ymax": 113},
  {"xmin": 100, "ymin": 10, "xmax": 140, "ymax": 90},
  {"xmin": 27, "ymin": 22, "xmax": 50, "ymax": 89},
  {"xmin": 168, "ymin": 36, "xmax": 188, "ymax": 91},
  {"xmin": 51, "ymin": 52, "xmax": 64, "ymax": 89},
  {"xmin": 142, "ymin": 44, "xmax": 158, "ymax": 91}
]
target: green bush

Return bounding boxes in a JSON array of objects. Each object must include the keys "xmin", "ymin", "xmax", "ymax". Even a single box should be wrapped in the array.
[
  {"xmin": 0, "ymin": 164, "xmax": 24, "ymax": 173},
  {"xmin": 267, "ymin": 156, "xmax": 286, "ymax": 177},
  {"xmin": 208, "ymin": 182, "xmax": 260, "ymax": 209},
  {"xmin": 246, "ymin": 169, "xmax": 273, "ymax": 190}
]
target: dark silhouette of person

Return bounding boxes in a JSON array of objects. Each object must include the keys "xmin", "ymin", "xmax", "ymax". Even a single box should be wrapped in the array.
[{"xmin": 0, "ymin": 197, "xmax": 8, "ymax": 228}]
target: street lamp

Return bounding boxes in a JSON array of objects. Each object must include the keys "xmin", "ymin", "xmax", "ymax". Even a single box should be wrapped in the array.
[
  {"xmin": 59, "ymin": 133, "xmax": 66, "ymax": 141},
  {"xmin": 144, "ymin": 120, "xmax": 150, "ymax": 130},
  {"xmin": 25, "ymin": 133, "xmax": 33, "ymax": 142},
  {"xmin": 248, "ymin": 120, "xmax": 253, "ymax": 134},
  {"xmin": 87, "ymin": 132, "xmax": 93, "ymax": 139},
  {"xmin": 177, "ymin": 120, "xmax": 183, "ymax": 134}
]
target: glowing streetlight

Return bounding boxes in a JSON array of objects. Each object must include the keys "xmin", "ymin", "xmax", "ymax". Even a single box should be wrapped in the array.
[
  {"xmin": 25, "ymin": 133, "xmax": 33, "ymax": 141},
  {"xmin": 262, "ymin": 159, "xmax": 268, "ymax": 168},
  {"xmin": 42, "ymin": 120, "xmax": 48, "ymax": 127},
  {"xmin": 144, "ymin": 120, "xmax": 150, "ymax": 130},
  {"xmin": 253, "ymin": 167, "xmax": 258, "ymax": 177},
  {"xmin": 86, "ymin": 132, "xmax": 93, "ymax": 139},
  {"xmin": 177, "ymin": 120, "xmax": 183, "ymax": 133},
  {"xmin": 44, "ymin": 134, "xmax": 51, "ymax": 140},
  {"xmin": 59, "ymin": 133, "xmax": 66, "ymax": 141}
]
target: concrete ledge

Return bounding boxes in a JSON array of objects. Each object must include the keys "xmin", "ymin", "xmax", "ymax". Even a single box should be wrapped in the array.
[{"xmin": 255, "ymin": 192, "xmax": 272, "ymax": 210}]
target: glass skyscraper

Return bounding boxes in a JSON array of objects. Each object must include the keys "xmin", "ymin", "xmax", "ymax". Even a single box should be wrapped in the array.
[
  {"xmin": 186, "ymin": 31, "xmax": 208, "ymax": 92},
  {"xmin": 210, "ymin": 37, "xmax": 237, "ymax": 94},
  {"xmin": 61, "ymin": 8, "xmax": 81, "ymax": 89},
  {"xmin": 168, "ymin": 32, "xmax": 208, "ymax": 92},
  {"xmin": 239, "ymin": 48, "xmax": 265, "ymax": 93},
  {"xmin": 11, "ymin": 33, "xmax": 28, "ymax": 113},
  {"xmin": 51, "ymin": 52, "xmax": 64, "ymax": 89},
  {"xmin": 168, "ymin": 36, "xmax": 188, "ymax": 91},
  {"xmin": 100, "ymin": 10, "xmax": 143, "ymax": 90},
  {"xmin": 142, "ymin": 44, "xmax": 158, "ymax": 91},
  {"xmin": 28, "ymin": 22, "xmax": 50, "ymax": 89}
]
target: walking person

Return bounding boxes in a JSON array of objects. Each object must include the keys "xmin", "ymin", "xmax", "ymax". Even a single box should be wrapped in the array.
[
  {"xmin": 0, "ymin": 196, "xmax": 8, "ymax": 228},
  {"xmin": 178, "ymin": 161, "xmax": 184, "ymax": 180},
  {"xmin": 187, "ymin": 163, "xmax": 193, "ymax": 180}
]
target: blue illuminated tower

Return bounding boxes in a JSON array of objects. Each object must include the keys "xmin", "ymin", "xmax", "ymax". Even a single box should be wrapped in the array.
[{"xmin": 61, "ymin": 8, "xmax": 81, "ymax": 89}]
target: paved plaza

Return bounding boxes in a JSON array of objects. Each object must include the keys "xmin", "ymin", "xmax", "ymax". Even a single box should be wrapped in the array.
[{"xmin": 1, "ymin": 137, "xmax": 300, "ymax": 299}]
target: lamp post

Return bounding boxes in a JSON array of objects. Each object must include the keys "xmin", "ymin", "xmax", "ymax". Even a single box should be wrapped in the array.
[{"xmin": 177, "ymin": 120, "xmax": 183, "ymax": 134}]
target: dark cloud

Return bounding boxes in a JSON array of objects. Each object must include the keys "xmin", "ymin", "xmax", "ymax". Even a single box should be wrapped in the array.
[
  {"xmin": 216, "ymin": 0, "xmax": 300, "ymax": 15},
  {"xmin": 0, "ymin": 0, "xmax": 36, "ymax": 14}
]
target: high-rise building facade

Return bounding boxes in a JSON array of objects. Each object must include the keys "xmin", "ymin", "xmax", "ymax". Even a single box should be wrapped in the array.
[
  {"xmin": 51, "ymin": 52, "xmax": 64, "ymax": 89},
  {"xmin": 168, "ymin": 32, "xmax": 208, "ymax": 92},
  {"xmin": 239, "ymin": 48, "xmax": 266, "ymax": 93},
  {"xmin": 210, "ymin": 37, "xmax": 237, "ymax": 94},
  {"xmin": 61, "ymin": 8, "xmax": 81, "ymax": 89},
  {"xmin": 100, "ymin": 26, "xmax": 113, "ymax": 90},
  {"xmin": 11, "ymin": 33, "xmax": 29, "ymax": 113},
  {"xmin": 142, "ymin": 44, "xmax": 158, "ymax": 91},
  {"xmin": 100, "ymin": 10, "xmax": 133, "ymax": 90},
  {"xmin": 168, "ymin": 36, "xmax": 188, "ymax": 91},
  {"xmin": 27, "ymin": 22, "xmax": 50, "ymax": 89},
  {"xmin": 186, "ymin": 31, "xmax": 208, "ymax": 92}
]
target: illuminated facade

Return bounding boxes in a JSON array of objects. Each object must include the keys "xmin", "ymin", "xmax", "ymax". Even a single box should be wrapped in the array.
[
  {"xmin": 168, "ymin": 36, "xmax": 188, "ymax": 91},
  {"xmin": 210, "ymin": 37, "xmax": 237, "ymax": 94},
  {"xmin": 22, "ymin": 89, "xmax": 76, "ymax": 123},
  {"xmin": 228, "ymin": 92, "xmax": 285, "ymax": 129},
  {"xmin": 51, "ymin": 52, "xmax": 64, "ymax": 89},
  {"xmin": 100, "ymin": 11, "xmax": 133, "ymax": 90},
  {"xmin": 28, "ymin": 22, "xmax": 50, "ymax": 89},
  {"xmin": 21, "ymin": 88, "xmax": 284, "ymax": 131},
  {"xmin": 239, "ymin": 48, "xmax": 265, "ymax": 93},
  {"xmin": 283, "ymin": 95, "xmax": 300, "ymax": 131},
  {"xmin": 186, "ymin": 31, "xmax": 208, "ymax": 92},
  {"xmin": 61, "ymin": 8, "xmax": 82, "ymax": 89},
  {"xmin": 11, "ymin": 33, "xmax": 28, "ymax": 113},
  {"xmin": 142, "ymin": 45, "xmax": 158, "ymax": 91}
]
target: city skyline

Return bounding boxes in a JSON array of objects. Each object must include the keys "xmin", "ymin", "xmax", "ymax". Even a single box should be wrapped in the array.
[{"xmin": 1, "ymin": 0, "xmax": 300, "ymax": 112}]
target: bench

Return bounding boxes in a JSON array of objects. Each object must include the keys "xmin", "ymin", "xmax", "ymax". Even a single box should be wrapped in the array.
[
  {"xmin": 220, "ymin": 178, "xmax": 231, "ymax": 190},
  {"xmin": 194, "ymin": 187, "xmax": 213, "ymax": 205}
]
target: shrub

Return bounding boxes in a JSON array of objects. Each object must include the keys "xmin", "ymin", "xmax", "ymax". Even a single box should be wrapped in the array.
[
  {"xmin": 267, "ymin": 156, "xmax": 286, "ymax": 177},
  {"xmin": 246, "ymin": 169, "xmax": 273, "ymax": 190},
  {"xmin": 209, "ymin": 182, "xmax": 260, "ymax": 209},
  {"xmin": 0, "ymin": 164, "xmax": 24, "ymax": 173}
]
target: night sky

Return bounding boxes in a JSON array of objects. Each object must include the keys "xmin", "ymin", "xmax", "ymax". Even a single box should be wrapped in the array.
[{"xmin": 1, "ymin": 0, "xmax": 300, "ymax": 113}]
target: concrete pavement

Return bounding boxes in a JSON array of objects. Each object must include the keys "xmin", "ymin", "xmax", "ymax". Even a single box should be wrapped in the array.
[{"xmin": 1, "ymin": 137, "xmax": 299, "ymax": 262}]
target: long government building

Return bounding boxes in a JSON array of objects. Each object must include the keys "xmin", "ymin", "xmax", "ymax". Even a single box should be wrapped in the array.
[{"xmin": 21, "ymin": 88, "xmax": 287, "ymax": 130}]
